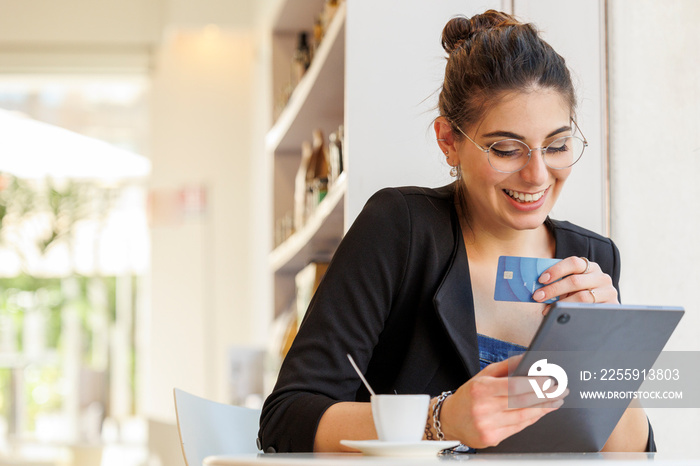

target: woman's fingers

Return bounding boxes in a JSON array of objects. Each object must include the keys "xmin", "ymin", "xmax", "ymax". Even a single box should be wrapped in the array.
[
  {"xmin": 538, "ymin": 256, "xmax": 597, "ymax": 284},
  {"xmin": 507, "ymin": 384, "xmax": 569, "ymax": 409},
  {"xmin": 533, "ymin": 256, "xmax": 618, "ymax": 304},
  {"xmin": 536, "ymin": 278, "xmax": 614, "ymax": 304},
  {"xmin": 533, "ymin": 272, "xmax": 599, "ymax": 302}
]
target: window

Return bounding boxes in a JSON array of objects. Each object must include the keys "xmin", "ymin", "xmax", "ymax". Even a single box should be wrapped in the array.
[{"xmin": 0, "ymin": 76, "xmax": 149, "ymax": 447}]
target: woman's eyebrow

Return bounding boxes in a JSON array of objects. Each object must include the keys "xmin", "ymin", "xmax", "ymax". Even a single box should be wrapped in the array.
[
  {"xmin": 481, "ymin": 130, "xmax": 524, "ymax": 139},
  {"xmin": 546, "ymin": 125, "xmax": 573, "ymax": 138},
  {"xmin": 481, "ymin": 125, "xmax": 572, "ymax": 140}
]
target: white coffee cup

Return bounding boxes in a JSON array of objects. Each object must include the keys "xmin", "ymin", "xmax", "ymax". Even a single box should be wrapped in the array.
[{"xmin": 371, "ymin": 394, "xmax": 430, "ymax": 442}]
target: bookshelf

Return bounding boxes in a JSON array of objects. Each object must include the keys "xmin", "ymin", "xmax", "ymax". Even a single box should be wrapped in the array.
[{"xmin": 267, "ymin": 1, "xmax": 346, "ymax": 318}]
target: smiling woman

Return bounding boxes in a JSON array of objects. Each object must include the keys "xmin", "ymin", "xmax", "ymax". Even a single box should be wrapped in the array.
[{"xmin": 258, "ymin": 9, "xmax": 653, "ymax": 455}]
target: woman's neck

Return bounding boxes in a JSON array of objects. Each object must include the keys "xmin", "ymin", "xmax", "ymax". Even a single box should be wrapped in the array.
[{"xmin": 461, "ymin": 217, "xmax": 555, "ymax": 263}]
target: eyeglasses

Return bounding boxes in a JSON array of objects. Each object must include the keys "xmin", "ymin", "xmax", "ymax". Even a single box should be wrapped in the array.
[{"xmin": 454, "ymin": 119, "xmax": 588, "ymax": 174}]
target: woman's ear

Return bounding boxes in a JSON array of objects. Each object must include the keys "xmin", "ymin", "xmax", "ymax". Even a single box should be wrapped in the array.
[{"xmin": 434, "ymin": 117, "xmax": 459, "ymax": 166}]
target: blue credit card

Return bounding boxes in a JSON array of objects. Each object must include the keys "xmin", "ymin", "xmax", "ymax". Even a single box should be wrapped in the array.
[{"xmin": 494, "ymin": 256, "xmax": 562, "ymax": 304}]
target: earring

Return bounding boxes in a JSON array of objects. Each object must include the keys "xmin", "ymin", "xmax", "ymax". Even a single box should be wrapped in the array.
[
  {"xmin": 444, "ymin": 150, "xmax": 448, "ymax": 155},
  {"xmin": 450, "ymin": 166, "xmax": 459, "ymax": 177}
]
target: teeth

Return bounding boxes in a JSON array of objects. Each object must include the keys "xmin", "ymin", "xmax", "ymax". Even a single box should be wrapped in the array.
[{"xmin": 506, "ymin": 189, "xmax": 546, "ymax": 203}]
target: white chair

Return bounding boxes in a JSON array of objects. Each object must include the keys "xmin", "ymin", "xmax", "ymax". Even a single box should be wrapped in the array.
[{"xmin": 174, "ymin": 388, "xmax": 262, "ymax": 466}]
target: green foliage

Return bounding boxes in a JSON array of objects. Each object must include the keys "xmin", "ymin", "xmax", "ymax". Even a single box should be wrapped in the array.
[
  {"xmin": 41, "ymin": 181, "xmax": 91, "ymax": 255},
  {"xmin": 23, "ymin": 364, "xmax": 63, "ymax": 431},
  {"xmin": 0, "ymin": 173, "xmax": 92, "ymax": 260},
  {"xmin": 0, "ymin": 276, "xmax": 65, "ymax": 350},
  {"xmin": 0, "ymin": 274, "xmax": 135, "ymax": 432},
  {"xmin": 0, "ymin": 173, "xmax": 141, "ymax": 432}
]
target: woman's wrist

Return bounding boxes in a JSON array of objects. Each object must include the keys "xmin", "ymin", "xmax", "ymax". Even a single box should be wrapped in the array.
[{"xmin": 423, "ymin": 391, "xmax": 454, "ymax": 441}]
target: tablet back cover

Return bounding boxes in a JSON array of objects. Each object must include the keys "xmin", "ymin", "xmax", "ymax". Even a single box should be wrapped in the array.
[{"xmin": 481, "ymin": 303, "xmax": 684, "ymax": 453}]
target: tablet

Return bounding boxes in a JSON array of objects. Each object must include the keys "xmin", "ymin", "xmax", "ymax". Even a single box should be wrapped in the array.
[{"xmin": 481, "ymin": 302, "xmax": 684, "ymax": 453}]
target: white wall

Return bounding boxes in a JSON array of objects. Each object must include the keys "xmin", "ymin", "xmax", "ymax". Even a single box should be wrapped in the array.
[
  {"xmin": 608, "ymin": 0, "xmax": 700, "ymax": 453},
  {"xmin": 143, "ymin": 0, "xmax": 276, "ymax": 423},
  {"xmin": 147, "ymin": 28, "xmax": 253, "ymax": 418}
]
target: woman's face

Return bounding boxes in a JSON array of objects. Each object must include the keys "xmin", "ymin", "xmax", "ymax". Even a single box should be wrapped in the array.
[{"xmin": 456, "ymin": 88, "xmax": 573, "ymax": 233}]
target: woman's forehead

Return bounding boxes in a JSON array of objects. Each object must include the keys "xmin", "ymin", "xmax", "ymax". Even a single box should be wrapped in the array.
[{"xmin": 475, "ymin": 89, "xmax": 571, "ymax": 137}]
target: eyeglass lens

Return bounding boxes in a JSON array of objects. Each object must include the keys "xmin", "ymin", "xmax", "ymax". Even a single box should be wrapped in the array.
[{"xmin": 488, "ymin": 136, "xmax": 585, "ymax": 173}]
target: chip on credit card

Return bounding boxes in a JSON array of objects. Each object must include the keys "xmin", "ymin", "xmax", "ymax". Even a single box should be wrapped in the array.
[{"xmin": 494, "ymin": 256, "xmax": 562, "ymax": 304}]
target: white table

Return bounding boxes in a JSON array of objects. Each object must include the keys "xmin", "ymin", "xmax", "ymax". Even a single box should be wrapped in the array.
[{"xmin": 203, "ymin": 452, "xmax": 700, "ymax": 466}]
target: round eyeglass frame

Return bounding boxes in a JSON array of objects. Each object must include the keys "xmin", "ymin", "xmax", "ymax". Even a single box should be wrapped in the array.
[{"xmin": 453, "ymin": 119, "xmax": 589, "ymax": 174}]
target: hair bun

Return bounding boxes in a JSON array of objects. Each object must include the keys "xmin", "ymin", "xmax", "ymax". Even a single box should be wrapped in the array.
[{"xmin": 441, "ymin": 10, "xmax": 521, "ymax": 54}]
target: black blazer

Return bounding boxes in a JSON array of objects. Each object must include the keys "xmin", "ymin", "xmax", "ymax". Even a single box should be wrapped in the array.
[{"xmin": 259, "ymin": 183, "xmax": 630, "ymax": 453}]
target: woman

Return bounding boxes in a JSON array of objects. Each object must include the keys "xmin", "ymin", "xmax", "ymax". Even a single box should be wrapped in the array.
[{"xmin": 259, "ymin": 10, "xmax": 653, "ymax": 453}]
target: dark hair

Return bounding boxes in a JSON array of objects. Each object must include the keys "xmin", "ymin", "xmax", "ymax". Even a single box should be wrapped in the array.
[
  {"xmin": 439, "ymin": 10, "xmax": 576, "ymax": 135},
  {"xmin": 438, "ymin": 10, "xmax": 576, "ymax": 224}
]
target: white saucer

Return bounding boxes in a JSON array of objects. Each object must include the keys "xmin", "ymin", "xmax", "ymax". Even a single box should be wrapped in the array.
[{"xmin": 339, "ymin": 439, "xmax": 461, "ymax": 457}]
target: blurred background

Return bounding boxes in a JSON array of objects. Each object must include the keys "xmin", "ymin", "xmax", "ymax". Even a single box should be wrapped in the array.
[{"xmin": 0, "ymin": 0, "xmax": 697, "ymax": 464}]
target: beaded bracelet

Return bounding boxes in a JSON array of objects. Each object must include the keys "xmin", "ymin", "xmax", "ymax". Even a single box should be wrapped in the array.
[{"xmin": 432, "ymin": 390, "xmax": 453, "ymax": 440}]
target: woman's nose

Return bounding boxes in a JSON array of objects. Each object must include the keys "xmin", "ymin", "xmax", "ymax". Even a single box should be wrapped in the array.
[{"xmin": 519, "ymin": 148, "xmax": 549, "ymax": 185}]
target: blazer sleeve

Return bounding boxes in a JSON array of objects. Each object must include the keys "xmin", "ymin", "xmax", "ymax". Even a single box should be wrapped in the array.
[{"xmin": 258, "ymin": 188, "xmax": 413, "ymax": 453}]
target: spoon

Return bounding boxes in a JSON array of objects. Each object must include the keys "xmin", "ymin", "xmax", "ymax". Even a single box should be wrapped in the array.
[{"xmin": 346, "ymin": 353, "xmax": 376, "ymax": 396}]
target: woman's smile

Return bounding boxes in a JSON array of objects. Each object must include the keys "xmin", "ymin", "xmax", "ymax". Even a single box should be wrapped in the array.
[
  {"xmin": 501, "ymin": 186, "xmax": 551, "ymax": 212},
  {"xmin": 503, "ymin": 187, "xmax": 548, "ymax": 203}
]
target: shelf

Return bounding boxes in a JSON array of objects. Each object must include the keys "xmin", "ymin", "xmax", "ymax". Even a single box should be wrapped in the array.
[
  {"xmin": 265, "ymin": 2, "xmax": 345, "ymax": 154},
  {"xmin": 269, "ymin": 172, "xmax": 346, "ymax": 274},
  {"xmin": 267, "ymin": 0, "xmax": 346, "ymax": 319}
]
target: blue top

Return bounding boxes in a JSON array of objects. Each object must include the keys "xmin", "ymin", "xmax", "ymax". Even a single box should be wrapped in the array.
[{"xmin": 477, "ymin": 333, "xmax": 527, "ymax": 371}]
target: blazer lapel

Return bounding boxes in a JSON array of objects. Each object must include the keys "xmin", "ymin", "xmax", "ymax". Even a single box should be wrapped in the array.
[{"xmin": 433, "ymin": 219, "xmax": 480, "ymax": 378}]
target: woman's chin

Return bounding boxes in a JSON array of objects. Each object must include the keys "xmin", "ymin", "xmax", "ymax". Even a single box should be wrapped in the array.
[{"xmin": 507, "ymin": 211, "xmax": 550, "ymax": 231}]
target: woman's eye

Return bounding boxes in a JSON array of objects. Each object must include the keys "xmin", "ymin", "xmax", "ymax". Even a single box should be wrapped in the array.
[
  {"xmin": 491, "ymin": 148, "xmax": 521, "ymax": 158},
  {"xmin": 547, "ymin": 144, "xmax": 568, "ymax": 154},
  {"xmin": 490, "ymin": 141, "xmax": 525, "ymax": 158},
  {"xmin": 546, "ymin": 137, "xmax": 573, "ymax": 154}
]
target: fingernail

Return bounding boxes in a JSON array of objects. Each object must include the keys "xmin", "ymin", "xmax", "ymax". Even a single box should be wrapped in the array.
[
  {"xmin": 539, "ymin": 273, "xmax": 550, "ymax": 284},
  {"xmin": 533, "ymin": 290, "xmax": 545, "ymax": 301}
]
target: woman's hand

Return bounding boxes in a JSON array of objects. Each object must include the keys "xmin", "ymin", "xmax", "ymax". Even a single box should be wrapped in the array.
[
  {"xmin": 438, "ymin": 356, "xmax": 565, "ymax": 448},
  {"xmin": 533, "ymin": 256, "xmax": 619, "ymax": 312}
]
